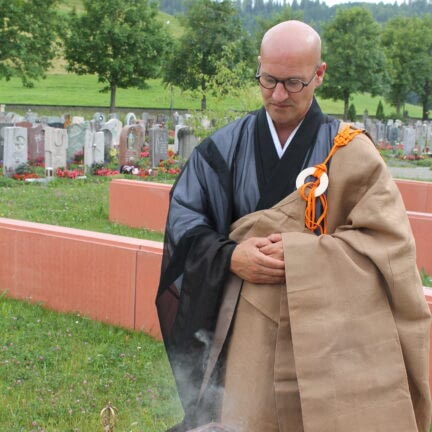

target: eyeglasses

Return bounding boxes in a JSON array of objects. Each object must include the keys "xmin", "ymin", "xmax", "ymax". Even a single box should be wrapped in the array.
[{"xmin": 255, "ymin": 64, "xmax": 319, "ymax": 94}]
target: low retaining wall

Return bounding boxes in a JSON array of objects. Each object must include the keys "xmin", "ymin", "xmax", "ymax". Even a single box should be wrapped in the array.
[
  {"xmin": 109, "ymin": 179, "xmax": 432, "ymax": 274},
  {"xmin": 395, "ymin": 179, "xmax": 432, "ymax": 213},
  {"xmin": 0, "ymin": 218, "xmax": 162, "ymax": 339}
]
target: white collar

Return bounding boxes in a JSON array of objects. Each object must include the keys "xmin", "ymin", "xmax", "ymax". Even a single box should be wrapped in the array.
[{"xmin": 265, "ymin": 111, "xmax": 303, "ymax": 159}]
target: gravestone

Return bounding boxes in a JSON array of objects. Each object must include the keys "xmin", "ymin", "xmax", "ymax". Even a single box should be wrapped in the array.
[
  {"xmin": 173, "ymin": 124, "xmax": 188, "ymax": 154},
  {"xmin": 118, "ymin": 124, "xmax": 144, "ymax": 166},
  {"xmin": 44, "ymin": 126, "xmax": 68, "ymax": 171},
  {"xmin": 149, "ymin": 125, "xmax": 169, "ymax": 167},
  {"xmin": 0, "ymin": 123, "xmax": 13, "ymax": 162},
  {"xmin": 178, "ymin": 127, "xmax": 199, "ymax": 161},
  {"xmin": 93, "ymin": 112, "xmax": 105, "ymax": 131},
  {"xmin": 25, "ymin": 110, "xmax": 38, "ymax": 124},
  {"xmin": 3, "ymin": 126, "xmax": 28, "ymax": 177},
  {"xmin": 101, "ymin": 118, "xmax": 122, "ymax": 148},
  {"xmin": 376, "ymin": 121, "xmax": 386, "ymax": 144},
  {"xmin": 125, "ymin": 112, "xmax": 137, "ymax": 126},
  {"xmin": 416, "ymin": 121, "xmax": 427, "ymax": 153},
  {"xmin": 67, "ymin": 122, "xmax": 92, "ymax": 163},
  {"xmin": 402, "ymin": 126, "xmax": 416, "ymax": 155},
  {"xmin": 28, "ymin": 124, "xmax": 45, "ymax": 162},
  {"xmin": 84, "ymin": 131, "xmax": 105, "ymax": 170}
]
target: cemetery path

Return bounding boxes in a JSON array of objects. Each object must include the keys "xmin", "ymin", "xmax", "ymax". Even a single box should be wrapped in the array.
[{"xmin": 389, "ymin": 166, "xmax": 432, "ymax": 181}]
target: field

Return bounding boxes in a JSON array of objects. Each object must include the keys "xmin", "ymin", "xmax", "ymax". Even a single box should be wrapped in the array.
[{"xmin": 0, "ymin": 73, "xmax": 424, "ymax": 119}]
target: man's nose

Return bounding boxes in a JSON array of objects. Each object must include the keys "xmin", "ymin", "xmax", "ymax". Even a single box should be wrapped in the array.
[{"xmin": 272, "ymin": 82, "xmax": 289, "ymax": 101}]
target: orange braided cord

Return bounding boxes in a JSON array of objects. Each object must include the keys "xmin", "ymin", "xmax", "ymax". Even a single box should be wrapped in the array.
[{"xmin": 298, "ymin": 126, "xmax": 364, "ymax": 234}]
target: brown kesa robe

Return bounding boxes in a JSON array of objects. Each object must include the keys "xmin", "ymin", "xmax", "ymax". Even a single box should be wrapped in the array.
[{"xmin": 211, "ymin": 128, "xmax": 431, "ymax": 432}]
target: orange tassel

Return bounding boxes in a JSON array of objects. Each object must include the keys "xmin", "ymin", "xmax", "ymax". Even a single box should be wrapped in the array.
[{"xmin": 298, "ymin": 126, "xmax": 364, "ymax": 234}]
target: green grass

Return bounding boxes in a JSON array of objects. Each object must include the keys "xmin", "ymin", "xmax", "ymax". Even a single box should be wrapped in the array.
[
  {"xmin": 0, "ymin": 294, "xmax": 182, "ymax": 431},
  {"xmin": 0, "ymin": 73, "xmax": 424, "ymax": 118},
  {"xmin": 0, "ymin": 176, "xmax": 164, "ymax": 241}
]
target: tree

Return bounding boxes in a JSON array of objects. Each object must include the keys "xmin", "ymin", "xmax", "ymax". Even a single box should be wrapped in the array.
[
  {"xmin": 163, "ymin": 0, "xmax": 254, "ymax": 110},
  {"xmin": 0, "ymin": 0, "xmax": 60, "ymax": 86},
  {"xmin": 382, "ymin": 17, "xmax": 417, "ymax": 117},
  {"xmin": 319, "ymin": 8, "xmax": 387, "ymax": 120},
  {"xmin": 63, "ymin": 0, "xmax": 172, "ymax": 112}
]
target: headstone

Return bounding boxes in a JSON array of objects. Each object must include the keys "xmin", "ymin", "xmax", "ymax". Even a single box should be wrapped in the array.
[
  {"xmin": 84, "ymin": 131, "xmax": 105, "ymax": 170},
  {"xmin": 178, "ymin": 127, "xmax": 199, "ymax": 161},
  {"xmin": 28, "ymin": 124, "xmax": 45, "ymax": 162},
  {"xmin": 125, "ymin": 112, "xmax": 137, "ymax": 126},
  {"xmin": 93, "ymin": 112, "xmax": 106, "ymax": 131},
  {"xmin": 100, "ymin": 118, "xmax": 123, "ymax": 148},
  {"xmin": 402, "ymin": 126, "xmax": 416, "ymax": 155},
  {"xmin": 44, "ymin": 126, "xmax": 68, "ymax": 171},
  {"xmin": 149, "ymin": 125, "xmax": 169, "ymax": 167},
  {"xmin": 173, "ymin": 124, "xmax": 188, "ymax": 154},
  {"xmin": 72, "ymin": 116, "xmax": 85, "ymax": 124},
  {"xmin": 67, "ymin": 122, "xmax": 92, "ymax": 163},
  {"xmin": 3, "ymin": 127, "xmax": 28, "ymax": 177},
  {"xmin": 118, "ymin": 124, "xmax": 144, "ymax": 166},
  {"xmin": 0, "ymin": 123, "xmax": 13, "ymax": 162},
  {"xmin": 25, "ymin": 110, "xmax": 38, "ymax": 124}
]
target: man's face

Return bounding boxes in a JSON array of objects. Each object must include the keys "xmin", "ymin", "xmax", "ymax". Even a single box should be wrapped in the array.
[{"xmin": 258, "ymin": 57, "xmax": 325, "ymax": 131}]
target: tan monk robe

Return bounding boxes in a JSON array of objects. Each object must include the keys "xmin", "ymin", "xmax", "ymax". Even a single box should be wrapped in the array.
[{"xmin": 218, "ymin": 128, "xmax": 431, "ymax": 432}]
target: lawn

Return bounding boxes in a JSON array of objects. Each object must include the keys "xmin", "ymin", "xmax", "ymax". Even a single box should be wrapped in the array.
[
  {"xmin": 0, "ymin": 294, "xmax": 182, "ymax": 432},
  {"xmin": 0, "ymin": 73, "xmax": 424, "ymax": 119}
]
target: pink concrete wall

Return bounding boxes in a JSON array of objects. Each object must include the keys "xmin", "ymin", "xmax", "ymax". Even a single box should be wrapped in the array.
[
  {"xmin": 0, "ymin": 217, "xmax": 162, "ymax": 338},
  {"xmin": 395, "ymin": 179, "xmax": 432, "ymax": 213},
  {"xmin": 109, "ymin": 179, "xmax": 170, "ymax": 232},
  {"xmin": 408, "ymin": 211, "xmax": 432, "ymax": 275}
]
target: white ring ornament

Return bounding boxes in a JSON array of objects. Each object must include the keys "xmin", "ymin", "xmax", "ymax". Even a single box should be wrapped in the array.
[{"xmin": 296, "ymin": 167, "xmax": 329, "ymax": 197}]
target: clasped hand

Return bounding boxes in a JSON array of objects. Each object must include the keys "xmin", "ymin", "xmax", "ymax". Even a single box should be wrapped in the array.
[{"xmin": 230, "ymin": 233, "xmax": 285, "ymax": 284}]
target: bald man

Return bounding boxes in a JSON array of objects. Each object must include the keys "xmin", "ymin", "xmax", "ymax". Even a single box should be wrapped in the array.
[{"xmin": 157, "ymin": 21, "xmax": 431, "ymax": 432}]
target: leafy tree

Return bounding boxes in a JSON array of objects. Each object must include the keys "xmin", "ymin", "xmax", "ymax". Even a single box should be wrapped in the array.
[
  {"xmin": 406, "ymin": 16, "xmax": 432, "ymax": 120},
  {"xmin": 382, "ymin": 16, "xmax": 418, "ymax": 117},
  {"xmin": 319, "ymin": 8, "xmax": 387, "ymax": 120},
  {"xmin": 0, "ymin": 0, "xmax": 60, "ymax": 86},
  {"xmin": 63, "ymin": 0, "xmax": 172, "ymax": 111},
  {"xmin": 163, "ymin": 0, "xmax": 254, "ymax": 110},
  {"xmin": 375, "ymin": 100, "xmax": 385, "ymax": 120},
  {"xmin": 347, "ymin": 103, "xmax": 356, "ymax": 122}
]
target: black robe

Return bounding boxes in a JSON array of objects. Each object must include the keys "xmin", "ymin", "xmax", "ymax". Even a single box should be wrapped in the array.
[{"xmin": 156, "ymin": 99, "xmax": 340, "ymax": 430}]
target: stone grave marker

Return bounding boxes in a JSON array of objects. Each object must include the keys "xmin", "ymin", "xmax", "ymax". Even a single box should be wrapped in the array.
[
  {"xmin": 84, "ymin": 131, "xmax": 105, "ymax": 170},
  {"xmin": 118, "ymin": 124, "xmax": 144, "ymax": 166},
  {"xmin": 28, "ymin": 124, "xmax": 45, "ymax": 162},
  {"xmin": 0, "ymin": 123, "xmax": 13, "ymax": 161},
  {"xmin": 173, "ymin": 124, "xmax": 188, "ymax": 154},
  {"xmin": 67, "ymin": 122, "xmax": 92, "ymax": 163},
  {"xmin": 125, "ymin": 112, "xmax": 137, "ymax": 126},
  {"xmin": 149, "ymin": 125, "xmax": 168, "ymax": 167},
  {"xmin": 44, "ymin": 126, "xmax": 68, "ymax": 171},
  {"xmin": 402, "ymin": 126, "xmax": 416, "ymax": 155},
  {"xmin": 178, "ymin": 127, "xmax": 199, "ymax": 161},
  {"xmin": 3, "ymin": 126, "xmax": 28, "ymax": 176}
]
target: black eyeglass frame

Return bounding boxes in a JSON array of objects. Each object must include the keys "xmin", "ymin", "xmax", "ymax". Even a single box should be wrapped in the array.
[{"xmin": 255, "ymin": 63, "xmax": 319, "ymax": 94}]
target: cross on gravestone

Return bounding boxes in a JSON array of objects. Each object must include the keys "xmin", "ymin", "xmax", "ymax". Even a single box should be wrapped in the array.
[
  {"xmin": 28, "ymin": 124, "xmax": 45, "ymax": 163},
  {"xmin": 3, "ymin": 126, "xmax": 28, "ymax": 177},
  {"xmin": 44, "ymin": 126, "xmax": 68, "ymax": 171},
  {"xmin": 118, "ymin": 124, "xmax": 144, "ymax": 166},
  {"xmin": 149, "ymin": 126, "xmax": 169, "ymax": 168}
]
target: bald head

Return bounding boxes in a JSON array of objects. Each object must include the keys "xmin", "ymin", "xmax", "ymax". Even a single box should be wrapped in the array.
[{"xmin": 260, "ymin": 20, "xmax": 322, "ymax": 65}]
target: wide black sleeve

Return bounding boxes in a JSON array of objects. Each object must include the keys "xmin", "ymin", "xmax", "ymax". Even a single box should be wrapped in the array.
[{"xmin": 156, "ymin": 139, "xmax": 236, "ymax": 429}]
